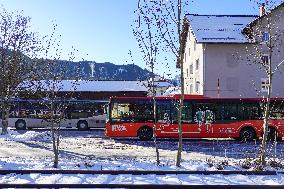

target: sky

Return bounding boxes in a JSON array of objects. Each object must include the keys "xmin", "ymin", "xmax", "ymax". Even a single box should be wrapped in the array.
[{"xmin": 0, "ymin": 0, "xmax": 283, "ymax": 78}]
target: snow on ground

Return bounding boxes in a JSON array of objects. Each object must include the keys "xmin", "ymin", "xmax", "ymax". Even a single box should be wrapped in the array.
[{"xmin": 0, "ymin": 129, "xmax": 284, "ymax": 185}]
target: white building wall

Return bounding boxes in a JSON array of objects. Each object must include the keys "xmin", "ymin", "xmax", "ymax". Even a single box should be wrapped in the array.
[
  {"xmin": 205, "ymin": 44, "xmax": 258, "ymax": 97},
  {"xmin": 183, "ymin": 30, "xmax": 204, "ymax": 95},
  {"xmin": 204, "ymin": 43, "xmax": 284, "ymax": 98}
]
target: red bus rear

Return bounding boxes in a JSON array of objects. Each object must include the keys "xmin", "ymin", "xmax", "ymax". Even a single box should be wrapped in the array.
[{"xmin": 105, "ymin": 95, "xmax": 284, "ymax": 140}]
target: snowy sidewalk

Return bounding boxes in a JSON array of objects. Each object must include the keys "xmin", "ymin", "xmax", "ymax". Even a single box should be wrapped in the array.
[{"xmin": 0, "ymin": 130, "xmax": 284, "ymax": 185}]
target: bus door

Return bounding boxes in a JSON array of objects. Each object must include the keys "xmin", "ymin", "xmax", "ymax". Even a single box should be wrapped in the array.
[
  {"xmin": 189, "ymin": 102, "xmax": 216, "ymax": 138},
  {"xmin": 179, "ymin": 102, "xmax": 203, "ymax": 138},
  {"xmin": 156, "ymin": 100, "xmax": 176, "ymax": 137}
]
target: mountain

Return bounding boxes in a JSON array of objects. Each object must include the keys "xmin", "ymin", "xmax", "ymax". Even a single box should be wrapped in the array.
[
  {"xmin": 55, "ymin": 60, "xmax": 181, "ymax": 86},
  {"xmin": 51, "ymin": 60, "xmax": 151, "ymax": 81},
  {"xmin": 2, "ymin": 49, "xmax": 156, "ymax": 81},
  {"xmin": 14, "ymin": 52, "xmax": 172, "ymax": 82},
  {"xmin": 52, "ymin": 60, "xmax": 181, "ymax": 85}
]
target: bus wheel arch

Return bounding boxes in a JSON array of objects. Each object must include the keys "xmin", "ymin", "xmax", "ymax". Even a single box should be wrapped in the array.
[
  {"xmin": 239, "ymin": 126, "xmax": 256, "ymax": 141},
  {"xmin": 77, "ymin": 120, "xmax": 89, "ymax": 131},
  {"xmin": 15, "ymin": 119, "xmax": 27, "ymax": 130},
  {"xmin": 137, "ymin": 126, "xmax": 153, "ymax": 141}
]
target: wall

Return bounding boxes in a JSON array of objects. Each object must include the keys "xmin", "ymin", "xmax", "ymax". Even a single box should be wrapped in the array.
[
  {"xmin": 183, "ymin": 29, "xmax": 204, "ymax": 95},
  {"xmin": 204, "ymin": 42, "xmax": 284, "ymax": 98}
]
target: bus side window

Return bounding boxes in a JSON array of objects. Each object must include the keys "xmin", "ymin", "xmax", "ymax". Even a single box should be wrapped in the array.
[
  {"xmin": 133, "ymin": 102, "xmax": 154, "ymax": 122},
  {"xmin": 157, "ymin": 101, "xmax": 172, "ymax": 123},
  {"xmin": 66, "ymin": 105, "xmax": 72, "ymax": 119},
  {"xmin": 250, "ymin": 106, "xmax": 260, "ymax": 119},
  {"xmin": 182, "ymin": 102, "xmax": 193, "ymax": 123},
  {"xmin": 98, "ymin": 107, "xmax": 104, "ymax": 115},
  {"xmin": 239, "ymin": 102, "xmax": 260, "ymax": 120},
  {"xmin": 217, "ymin": 102, "xmax": 238, "ymax": 121},
  {"xmin": 270, "ymin": 101, "xmax": 284, "ymax": 119}
]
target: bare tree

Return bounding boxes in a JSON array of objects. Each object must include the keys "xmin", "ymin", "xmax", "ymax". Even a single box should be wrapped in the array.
[
  {"xmin": 133, "ymin": 0, "xmax": 162, "ymax": 165},
  {"xmin": 134, "ymin": 0, "xmax": 189, "ymax": 167},
  {"xmin": 34, "ymin": 79, "xmax": 78, "ymax": 168},
  {"xmin": 20, "ymin": 24, "xmax": 80, "ymax": 168},
  {"xmin": 242, "ymin": 1, "xmax": 284, "ymax": 167},
  {"xmin": 0, "ymin": 8, "xmax": 42, "ymax": 134}
]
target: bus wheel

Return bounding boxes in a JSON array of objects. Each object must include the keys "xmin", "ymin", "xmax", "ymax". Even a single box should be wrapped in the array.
[
  {"xmin": 15, "ymin": 120, "xmax": 26, "ymax": 130},
  {"xmin": 267, "ymin": 127, "xmax": 281, "ymax": 141},
  {"xmin": 77, "ymin": 120, "xmax": 89, "ymax": 131},
  {"xmin": 138, "ymin": 126, "xmax": 153, "ymax": 140},
  {"xmin": 240, "ymin": 127, "xmax": 256, "ymax": 141}
]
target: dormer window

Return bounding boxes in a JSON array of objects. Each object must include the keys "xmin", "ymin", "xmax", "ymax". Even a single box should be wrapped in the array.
[{"xmin": 262, "ymin": 32, "xmax": 269, "ymax": 42}]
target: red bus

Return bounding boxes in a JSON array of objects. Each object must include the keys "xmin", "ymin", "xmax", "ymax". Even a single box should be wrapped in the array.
[{"xmin": 105, "ymin": 95, "xmax": 284, "ymax": 141}]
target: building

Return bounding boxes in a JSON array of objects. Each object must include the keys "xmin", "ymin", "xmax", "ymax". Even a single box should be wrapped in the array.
[
  {"xmin": 153, "ymin": 80, "xmax": 174, "ymax": 96},
  {"xmin": 146, "ymin": 75, "xmax": 175, "ymax": 96},
  {"xmin": 180, "ymin": 3, "xmax": 284, "ymax": 98},
  {"xmin": 18, "ymin": 80, "xmax": 149, "ymax": 100},
  {"xmin": 18, "ymin": 80, "xmax": 174, "ymax": 99}
]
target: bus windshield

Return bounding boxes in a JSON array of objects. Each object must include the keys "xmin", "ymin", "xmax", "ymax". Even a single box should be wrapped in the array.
[{"xmin": 110, "ymin": 99, "xmax": 154, "ymax": 123}]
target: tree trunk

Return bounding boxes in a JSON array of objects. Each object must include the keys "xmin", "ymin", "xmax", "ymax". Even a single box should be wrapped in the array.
[
  {"xmin": 176, "ymin": 0, "xmax": 184, "ymax": 167},
  {"xmin": 51, "ymin": 123, "xmax": 58, "ymax": 168},
  {"xmin": 259, "ymin": 73, "xmax": 272, "ymax": 167},
  {"xmin": 50, "ymin": 101, "xmax": 59, "ymax": 168},
  {"xmin": 150, "ymin": 66, "xmax": 160, "ymax": 165},
  {"xmin": 153, "ymin": 97, "xmax": 160, "ymax": 165},
  {"xmin": 1, "ymin": 100, "xmax": 9, "ymax": 135},
  {"xmin": 56, "ymin": 124, "xmax": 61, "ymax": 168},
  {"xmin": 176, "ymin": 98, "xmax": 183, "ymax": 167},
  {"xmin": 259, "ymin": 29, "xmax": 274, "ymax": 168}
]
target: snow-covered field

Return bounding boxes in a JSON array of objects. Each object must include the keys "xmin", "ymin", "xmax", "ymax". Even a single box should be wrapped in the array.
[{"xmin": 1, "ymin": 129, "xmax": 284, "ymax": 186}]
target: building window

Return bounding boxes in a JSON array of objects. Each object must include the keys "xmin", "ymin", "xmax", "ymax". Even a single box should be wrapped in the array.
[
  {"xmin": 189, "ymin": 64, "xmax": 193, "ymax": 74},
  {"xmin": 188, "ymin": 47, "xmax": 190, "ymax": 57},
  {"xmin": 196, "ymin": 81, "xmax": 200, "ymax": 93},
  {"xmin": 186, "ymin": 68, "xmax": 189, "ymax": 78},
  {"xmin": 196, "ymin": 59, "xmax": 199, "ymax": 70},
  {"xmin": 194, "ymin": 40, "xmax": 196, "ymax": 51},
  {"xmin": 190, "ymin": 84, "xmax": 193, "ymax": 94},
  {"xmin": 261, "ymin": 55, "xmax": 269, "ymax": 65},
  {"xmin": 262, "ymin": 32, "xmax": 269, "ymax": 42},
  {"xmin": 261, "ymin": 78, "xmax": 269, "ymax": 92}
]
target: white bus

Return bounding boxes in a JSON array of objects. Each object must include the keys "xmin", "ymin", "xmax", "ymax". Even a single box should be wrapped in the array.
[{"xmin": 4, "ymin": 99, "xmax": 108, "ymax": 130}]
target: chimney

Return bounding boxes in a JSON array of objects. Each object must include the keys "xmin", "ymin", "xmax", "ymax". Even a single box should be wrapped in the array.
[{"xmin": 259, "ymin": 3, "xmax": 266, "ymax": 16}]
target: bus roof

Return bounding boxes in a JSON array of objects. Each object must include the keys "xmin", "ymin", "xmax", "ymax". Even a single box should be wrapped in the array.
[
  {"xmin": 109, "ymin": 95, "xmax": 284, "ymax": 101},
  {"xmin": 8, "ymin": 99, "xmax": 109, "ymax": 103}
]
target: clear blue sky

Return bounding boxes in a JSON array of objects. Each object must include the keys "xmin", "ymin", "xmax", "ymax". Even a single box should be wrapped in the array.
[{"xmin": 0, "ymin": 0, "xmax": 283, "ymax": 78}]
